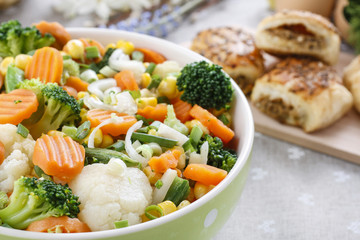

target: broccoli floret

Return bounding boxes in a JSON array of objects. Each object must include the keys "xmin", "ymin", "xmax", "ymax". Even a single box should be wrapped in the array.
[
  {"xmin": 17, "ymin": 79, "xmax": 81, "ymax": 138},
  {"xmin": 176, "ymin": 61, "xmax": 233, "ymax": 110},
  {"xmin": 0, "ymin": 177, "xmax": 80, "ymax": 229},
  {"xmin": 0, "ymin": 20, "xmax": 55, "ymax": 57},
  {"xmin": 164, "ymin": 105, "xmax": 189, "ymax": 135},
  {"xmin": 198, "ymin": 134, "xmax": 237, "ymax": 172}
]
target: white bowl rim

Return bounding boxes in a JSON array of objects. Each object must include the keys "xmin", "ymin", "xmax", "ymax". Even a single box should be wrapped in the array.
[{"xmin": 0, "ymin": 28, "xmax": 254, "ymax": 240}]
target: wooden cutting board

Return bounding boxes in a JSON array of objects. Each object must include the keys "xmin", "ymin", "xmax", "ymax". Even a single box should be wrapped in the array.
[
  {"xmin": 182, "ymin": 41, "xmax": 360, "ymax": 164},
  {"xmin": 252, "ymin": 51, "xmax": 360, "ymax": 165}
]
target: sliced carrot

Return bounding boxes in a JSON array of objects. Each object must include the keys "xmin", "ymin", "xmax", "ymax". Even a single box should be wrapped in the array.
[
  {"xmin": 87, "ymin": 109, "xmax": 137, "ymax": 136},
  {"xmin": 114, "ymin": 70, "xmax": 139, "ymax": 91},
  {"xmin": 171, "ymin": 97, "xmax": 193, "ymax": 123},
  {"xmin": 26, "ymin": 216, "xmax": 91, "ymax": 233},
  {"xmin": 137, "ymin": 104, "xmax": 168, "ymax": 122},
  {"xmin": 65, "ymin": 76, "xmax": 89, "ymax": 92},
  {"xmin": 148, "ymin": 149, "xmax": 181, "ymax": 173},
  {"xmin": 35, "ymin": 21, "xmax": 71, "ymax": 50},
  {"xmin": 32, "ymin": 135, "xmax": 85, "ymax": 182},
  {"xmin": 183, "ymin": 163, "xmax": 227, "ymax": 186},
  {"xmin": 25, "ymin": 47, "xmax": 63, "ymax": 84},
  {"xmin": 0, "ymin": 140, "xmax": 5, "ymax": 165},
  {"xmin": 0, "ymin": 89, "xmax": 38, "ymax": 125},
  {"xmin": 135, "ymin": 47, "xmax": 166, "ymax": 64},
  {"xmin": 189, "ymin": 105, "xmax": 234, "ymax": 144},
  {"xmin": 62, "ymin": 86, "xmax": 78, "ymax": 99}
]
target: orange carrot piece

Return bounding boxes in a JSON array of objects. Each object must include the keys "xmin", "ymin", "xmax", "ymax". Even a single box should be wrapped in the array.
[
  {"xmin": 32, "ymin": 135, "xmax": 85, "ymax": 182},
  {"xmin": 135, "ymin": 47, "xmax": 166, "ymax": 64},
  {"xmin": 25, "ymin": 47, "xmax": 63, "ymax": 84},
  {"xmin": 137, "ymin": 104, "xmax": 168, "ymax": 122},
  {"xmin": 87, "ymin": 109, "xmax": 137, "ymax": 136},
  {"xmin": 62, "ymin": 86, "xmax": 78, "ymax": 99},
  {"xmin": 189, "ymin": 105, "xmax": 234, "ymax": 144},
  {"xmin": 65, "ymin": 76, "xmax": 89, "ymax": 92},
  {"xmin": 26, "ymin": 216, "xmax": 91, "ymax": 233},
  {"xmin": 183, "ymin": 163, "xmax": 227, "ymax": 186},
  {"xmin": 35, "ymin": 21, "xmax": 71, "ymax": 50},
  {"xmin": 114, "ymin": 70, "xmax": 139, "ymax": 91},
  {"xmin": 0, "ymin": 73, "xmax": 3, "ymax": 90},
  {"xmin": 148, "ymin": 149, "xmax": 181, "ymax": 173},
  {"xmin": 0, "ymin": 140, "xmax": 5, "ymax": 165},
  {"xmin": 171, "ymin": 97, "xmax": 193, "ymax": 123},
  {"xmin": 0, "ymin": 89, "xmax": 39, "ymax": 125}
]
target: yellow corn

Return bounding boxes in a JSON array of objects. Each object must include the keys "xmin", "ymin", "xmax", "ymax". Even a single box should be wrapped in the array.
[
  {"xmin": 14, "ymin": 54, "xmax": 32, "ymax": 71},
  {"xmin": 185, "ymin": 120, "xmax": 210, "ymax": 135},
  {"xmin": 116, "ymin": 40, "xmax": 134, "ymax": 55},
  {"xmin": 0, "ymin": 56, "xmax": 15, "ymax": 76},
  {"xmin": 97, "ymin": 73, "xmax": 105, "ymax": 79},
  {"xmin": 82, "ymin": 128, "xmax": 103, "ymax": 147},
  {"xmin": 143, "ymin": 166, "xmax": 162, "ymax": 185},
  {"xmin": 194, "ymin": 182, "xmax": 211, "ymax": 200},
  {"xmin": 157, "ymin": 76, "xmax": 179, "ymax": 100},
  {"xmin": 136, "ymin": 97, "xmax": 157, "ymax": 109},
  {"xmin": 79, "ymin": 108, "xmax": 88, "ymax": 123},
  {"xmin": 77, "ymin": 91, "xmax": 88, "ymax": 100},
  {"xmin": 172, "ymin": 146, "xmax": 186, "ymax": 170},
  {"xmin": 141, "ymin": 73, "xmax": 151, "ymax": 88},
  {"xmin": 177, "ymin": 200, "xmax": 191, "ymax": 210},
  {"xmin": 64, "ymin": 39, "xmax": 84, "ymax": 60},
  {"xmin": 157, "ymin": 201, "xmax": 177, "ymax": 215},
  {"xmin": 143, "ymin": 62, "xmax": 150, "ymax": 68},
  {"xmin": 105, "ymin": 43, "xmax": 116, "ymax": 51},
  {"xmin": 141, "ymin": 214, "xmax": 150, "ymax": 223},
  {"xmin": 148, "ymin": 129, "xmax": 157, "ymax": 136},
  {"xmin": 100, "ymin": 134, "xmax": 114, "ymax": 148},
  {"xmin": 47, "ymin": 130, "xmax": 66, "ymax": 137}
]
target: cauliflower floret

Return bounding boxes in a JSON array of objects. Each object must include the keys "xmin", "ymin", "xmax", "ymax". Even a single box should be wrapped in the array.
[
  {"xmin": 0, "ymin": 124, "xmax": 35, "ymax": 193},
  {"xmin": 152, "ymin": 61, "xmax": 181, "ymax": 79},
  {"xmin": 69, "ymin": 159, "xmax": 152, "ymax": 231}
]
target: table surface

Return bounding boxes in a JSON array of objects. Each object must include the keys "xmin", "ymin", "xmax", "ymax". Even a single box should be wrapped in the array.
[{"xmin": 1, "ymin": 0, "xmax": 360, "ymax": 239}]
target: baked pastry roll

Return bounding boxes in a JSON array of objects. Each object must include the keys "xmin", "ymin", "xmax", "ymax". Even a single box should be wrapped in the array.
[
  {"xmin": 251, "ymin": 58, "xmax": 353, "ymax": 132},
  {"xmin": 255, "ymin": 10, "xmax": 341, "ymax": 65},
  {"xmin": 191, "ymin": 26, "xmax": 264, "ymax": 95},
  {"xmin": 343, "ymin": 56, "xmax": 360, "ymax": 113}
]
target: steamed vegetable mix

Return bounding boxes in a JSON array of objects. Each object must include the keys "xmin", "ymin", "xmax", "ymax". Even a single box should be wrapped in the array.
[{"xmin": 0, "ymin": 20, "xmax": 239, "ymax": 233}]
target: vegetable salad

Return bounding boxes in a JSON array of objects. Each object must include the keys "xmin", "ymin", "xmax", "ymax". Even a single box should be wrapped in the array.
[{"xmin": 0, "ymin": 20, "xmax": 238, "ymax": 233}]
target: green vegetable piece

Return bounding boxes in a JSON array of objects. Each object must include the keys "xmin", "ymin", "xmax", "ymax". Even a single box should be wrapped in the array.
[
  {"xmin": 85, "ymin": 46, "xmax": 99, "ymax": 59},
  {"xmin": 218, "ymin": 113, "xmax": 230, "ymax": 125},
  {"xmin": 16, "ymin": 123, "xmax": 29, "ymax": 138},
  {"xmin": 155, "ymin": 180, "xmax": 163, "ymax": 189},
  {"xmin": 176, "ymin": 61, "xmax": 233, "ymax": 110},
  {"xmin": 89, "ymin": 48, "xmax": 115, "ymax": 73},
  {"xmin": 145, "ymin": 205, "xmax": 164, "ymax": 220},
  {"xmin": 114, "ymin": 220, "xmax": 129, "ymax": 228},
  {"xmin": 5, "ymin": 64, "xmax": 24, "ymax": 93},
  {"xmin": 150, "ymin": 121, "xmax": 161, "ymax": 130},
  {"xmin": 62, "ymin": 55, "xmax": 71, "ymax": 60},
  {"xmin": 0, "ymin": 177, "xmax": 80, "ymax": 229},
  {"xmin": 62, "ymin": 125, "xmax": 77, "ymax": 139},
  {"xmin": 85, "ymin": 147, "xmax": 140, "ymax": 168},
  {"xmin": 164, "ymin": 176, "xmax": 190, "ymax": 206},
  {"xmin": 76, "ymin": 120, "xmax": 91, "ymax": 140},
  {"xmin": 131, "ymin": 50, "xmax": 144, "ymax": 62},
  {"xmin": 189, "ymin": 125, "xmax": 203, "ymax": 146},
  {"xmin": 147, "ymin": 74, "xmax": 161, "ymax": 90},
  {"xmin": 145, "ymin": 62, "xmax": 156, "ymax": 74},
  {"xmin": 135, "ymin": 115, "xmax": 153, "ymax": 126},
  {"xmin": 131, "ymin": 132, "xmax": 178, "ymax": 148},
  {"xmin": 62, "ymin": 59, "xmax": 80, "ymax": 81},
  {"xmin": 99, "ymin": 65, "xmax": 117, "ymax": 78},
  {"xmin": 127, "ymin": 90, "xmax": 141, "ymax": 99},
  {"xmin": 157, "ymin": 96, "xmax": 170, "ymax": 104},
  {"xmin": 182, "ymin": 139, "xmax": 196, "ymax": 153},
  {"xmin": 33, "ymin": 165, "xmax": 52, "ymax": 181},
  {"xmin": 106, "ymin": 140, "xmax": 126, "ymax": 152},
  {"xmin": 0, "ymin": 191, "xmax": 9, "ymax": 209}
]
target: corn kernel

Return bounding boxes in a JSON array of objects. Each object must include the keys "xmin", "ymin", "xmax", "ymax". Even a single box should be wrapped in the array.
[
  {"xmin": 82, "ymin": 128, "xmax": 103, "ymax": 147},
  {"xmin": 47, "ymin": 130, "xmax": 66, "ymax": 137},
  {"xmin": 64, "ymin": 39, "xmax": 84, "ymax": 60},
  {"xmin": 97, "ymin": 73, "xmax": 105, "ymax": 79},
  {"xmin": 77, "ymin": 91, "xmax": 88, "ymax": 100},
  {"xmin": 143, "ymin": 62, "xmax": 150, "ymax": 68},
  {"xmin": 136, "ymin": 97, "xmax": 157, "ymax": 109},
  {"xmin": 157, "ymin": 76, "xmax": 179, "ymax": 100},
  {"xmin": 80, "ymin": 108, "xmax": 88, "ymax": 124},
  {"xmin": 143, "ymin": 166, "xmax": 162, "ymax": 185},
  {"xmin": 194, "ymin": 182, "xmax": 210, "ymax": 199},
  {"xmin": 157, "ymin": 201, "xmax": 177, "ymax": 215},
  {"xmin": 0, "ymin": 56, "xmax": 15, "ymax": 76},
  {"xmin": 185, "ymin": 120, "xmax": 210, "ymax": 135},
  {"xmin": 100, "ymin": 134, "xmax": 114, "ymax": 148},
  {"xmin": 177, "ymin": 200, "xmax": 191, "ymax": 210},
  {"xmin": 14, "ymin": 54, "xmax": 32, "ymax": 71},
  {"xmin": 116, "ymin": 40, "xmax": 134, "ymax": 55},
  {"xmin": 105, "ymin": 43, "xmax": 116, "ymax": 51},
  {"xmin": 148, "ymin": 129, "xmax": 157, "ymax": 136},
  {"xmin": 141, "ymin": 73, "xmax": 151, "ymax": 88}
]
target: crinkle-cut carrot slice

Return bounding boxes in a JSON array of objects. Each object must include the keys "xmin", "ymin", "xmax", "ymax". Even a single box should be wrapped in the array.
[{"xmin": 0, "ymin": 89, "xmax": 38, "ymax": 125}]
